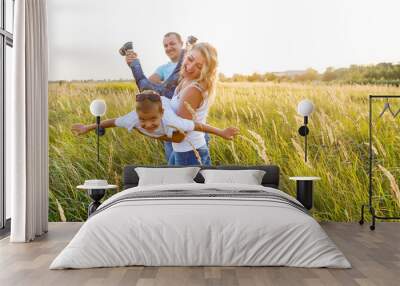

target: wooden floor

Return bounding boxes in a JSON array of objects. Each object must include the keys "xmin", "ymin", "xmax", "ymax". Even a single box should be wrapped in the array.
[{"xmin": 0, "ymin": 222, "xmax": 399, "ymax": 286}]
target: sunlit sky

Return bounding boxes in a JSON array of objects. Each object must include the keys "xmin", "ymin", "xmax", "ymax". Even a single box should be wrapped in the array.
[{"xmin": 48, "ymin": 0, "xmax": 400, "ymax": 81}]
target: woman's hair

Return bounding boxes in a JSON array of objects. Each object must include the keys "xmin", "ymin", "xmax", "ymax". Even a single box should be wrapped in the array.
[{"xmin": 180, "ymin": 42, "xmax": 218, "ymax": 104}]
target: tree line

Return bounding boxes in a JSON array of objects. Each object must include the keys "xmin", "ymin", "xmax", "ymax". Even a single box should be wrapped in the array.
[{"xmin": 219, "ymin": 62, "xmax": 400, "ymax": 86}]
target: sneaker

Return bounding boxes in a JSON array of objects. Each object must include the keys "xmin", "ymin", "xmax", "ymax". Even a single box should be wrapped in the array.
[
  {"xmin": 119, "ymin": 42, "xmax": 133, "ymax": 56},
  {"xmin": 187, "ymin": 36, "xmax": 198, "ymax": 45}
]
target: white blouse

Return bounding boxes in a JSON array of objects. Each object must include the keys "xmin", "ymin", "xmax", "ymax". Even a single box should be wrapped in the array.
[{"xmin": 169, "ymin": 81, "xmax": 209, "ymax": 152}]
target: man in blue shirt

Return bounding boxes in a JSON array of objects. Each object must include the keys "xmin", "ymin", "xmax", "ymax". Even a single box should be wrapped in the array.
[
  {"xmin": 154, "ymin": 61, "xmax": 178, "ymax": 83},
  {"xmin": 120, "ymin": 32, "xmax": 188, "ymax": 99}
]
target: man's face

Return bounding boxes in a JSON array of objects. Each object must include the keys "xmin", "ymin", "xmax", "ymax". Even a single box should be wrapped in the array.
[
  {"xmin": 137, "ymin": 106, "xmax": 163, "ymax": 133},
  {"xmin": 163, "ymin": 35, "xmax": 183, "ymax": 62}
]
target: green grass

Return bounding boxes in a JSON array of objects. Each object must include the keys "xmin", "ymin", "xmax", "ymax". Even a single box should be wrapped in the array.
[{"xmin": 49, "ymin": 81, "xmax": 400, "ymax": 222}]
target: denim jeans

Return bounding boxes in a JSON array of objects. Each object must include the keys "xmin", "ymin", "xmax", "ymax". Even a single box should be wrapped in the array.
[
  {"xmin": 205, "ymin": 133, "xmax": 210, "ymax": 146},
  {"xmin": 163, "ymin": 141, "xmax": 173, "ymax": 163},
  {"xmin": 164, "ymin": 134, "xmax": 209, "ymax": 164},
  {"xmin": 129, "ymin": 50, "xmax": 184, "ymax": 99},
  {"xmin": 168, "ymin": 145, "xmax": 211, "ymax": 166}
]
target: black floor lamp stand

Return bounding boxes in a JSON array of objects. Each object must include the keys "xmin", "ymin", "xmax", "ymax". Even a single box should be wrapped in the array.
[{"xmin": 359, "ymin": 95, "xmax": 400, "ymax": 230}]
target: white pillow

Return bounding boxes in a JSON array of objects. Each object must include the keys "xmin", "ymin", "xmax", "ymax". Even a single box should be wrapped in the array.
[
  {"xmin": 200, "ymin": 169, "xmax": 266, "ymax": 185},
  {"xmin": 135, "ymin": 167, "xmax": 200, "ymax": 186}
]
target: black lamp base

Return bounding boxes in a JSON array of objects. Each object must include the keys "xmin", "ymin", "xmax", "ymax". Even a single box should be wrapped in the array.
[
  {"xmin": 87, "ymin": 189, "xmax": 106, "ymax": 217},
  {"xmin": 296, "ymin": 181, "xmax": 313, "ymax": 210}
]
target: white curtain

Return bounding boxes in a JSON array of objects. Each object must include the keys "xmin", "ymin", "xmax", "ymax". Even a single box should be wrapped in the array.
[{"xmin": 7, "ymin": 0, "xmax": 49, "ymax": 242}]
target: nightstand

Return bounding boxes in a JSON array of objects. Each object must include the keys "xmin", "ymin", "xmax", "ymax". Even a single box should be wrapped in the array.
[
  {"xmin": 289, "ymin": 176, "xmax": 321, "ymax": 210},
  {"xmin": 77, "ymin": 180, "xmax": 117, "ymax": 217}
]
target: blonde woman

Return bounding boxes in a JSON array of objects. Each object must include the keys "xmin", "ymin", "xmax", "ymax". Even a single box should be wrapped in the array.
[{"xmin": 168, "ymin": 42, "xmax": 219, "ymax": 165}]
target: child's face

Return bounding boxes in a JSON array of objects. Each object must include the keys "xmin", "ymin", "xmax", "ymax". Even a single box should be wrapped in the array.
[{"xmin": 137, "ymin": 106, "xmax": 163, "ymax": 132}]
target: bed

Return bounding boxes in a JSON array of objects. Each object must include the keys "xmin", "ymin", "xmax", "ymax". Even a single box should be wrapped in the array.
[{"xmin": 50, "ymin": 165, "xmax": 351, "ymax": 269}]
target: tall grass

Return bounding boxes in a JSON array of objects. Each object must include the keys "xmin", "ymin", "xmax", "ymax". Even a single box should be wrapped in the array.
[{"xmin": 49, "ymin": 81, "xmax": 400, "ymax": 222}]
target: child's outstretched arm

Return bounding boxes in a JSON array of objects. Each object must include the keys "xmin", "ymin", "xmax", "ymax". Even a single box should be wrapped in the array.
[
  {"xmin": 162, "ymin": 102, "xmax": 239, "ymax": 140},
  {"xmin": 71, "ymin": 119, "xmax": 117, "ymax": 135},
  {"xmin": 194, "ymin": 123, "xmax": 239, "ymax": 140}
]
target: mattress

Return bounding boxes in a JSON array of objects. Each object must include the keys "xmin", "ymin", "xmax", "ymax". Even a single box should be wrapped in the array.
[{"xmin": 50, "ymin": 183, "xmax": 351, "ymax": 269}]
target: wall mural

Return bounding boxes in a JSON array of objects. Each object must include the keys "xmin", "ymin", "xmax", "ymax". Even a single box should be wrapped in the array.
[{"xmin": 48, "ymin": 0, "xmax": 400, "ymax": 223}]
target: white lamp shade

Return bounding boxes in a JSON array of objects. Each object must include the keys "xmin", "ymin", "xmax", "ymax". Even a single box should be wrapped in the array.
[
  {"xmin": 90, "ymin": 99, "xmax": 106, "ymax": 116},
  {"xmin": 297, "ymin": 99, "xmax": 314, "ymax": 117}
]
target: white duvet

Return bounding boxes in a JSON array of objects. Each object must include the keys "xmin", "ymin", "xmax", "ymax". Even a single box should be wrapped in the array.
[{"xmin": 50, "ymin": 183, "xmax": 351, "ymax": 269}]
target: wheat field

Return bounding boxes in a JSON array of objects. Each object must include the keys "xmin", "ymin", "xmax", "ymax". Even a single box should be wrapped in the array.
[{"xmin": 48, "ymin": 81, "xmax": 400, "ymax": 222}]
